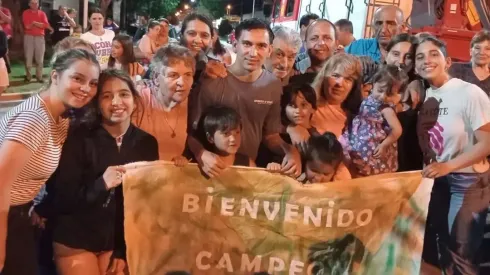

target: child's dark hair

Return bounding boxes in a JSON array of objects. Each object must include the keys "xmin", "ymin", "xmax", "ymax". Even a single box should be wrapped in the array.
[
  {"xmin": 197, "ymin": 106, "xmax": 241, "ymax": 151},
  {"xmin": 108, "ymin": 34, "xmax": 137, "ymax": 68},
  {"xmin": 305, "ymin": 132, "xmax": 343, "ymax": 167},
  {"xmin": 371, "ymin": 64, "xmax": 409, "ymax": 96},
  {"xmin": 281, "ymin": 83, "xmax": 317, "ymax": 126},
  {"xmin": 212, "ymin": 27, "xmax": 227, "ymax": 56}
]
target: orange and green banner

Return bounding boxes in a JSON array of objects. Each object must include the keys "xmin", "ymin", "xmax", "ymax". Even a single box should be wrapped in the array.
[{"xmin": 123, "ymin": 162, "xmax": 433, "ymax": 274}]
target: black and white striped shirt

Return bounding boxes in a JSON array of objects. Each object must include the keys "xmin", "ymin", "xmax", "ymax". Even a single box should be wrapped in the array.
[{"xmin": 0, "ymin": 94, "xmax": 69, "ymax": 205}]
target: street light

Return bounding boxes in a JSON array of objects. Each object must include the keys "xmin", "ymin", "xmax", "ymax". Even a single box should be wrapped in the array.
[
  {"xmin": 184, "ymin": 4, "xmax": 189, "ymax": 9},
  {"xmin": 226, "ymin": 4, "xmax": 231, "ymax": 15},
  {"xmin": 175, "ymin": 11, "xmax": 180, "ymax": 16},
  {"xmin": 190, "ymin": 0, "xmax": 195, "ymax": 2}
]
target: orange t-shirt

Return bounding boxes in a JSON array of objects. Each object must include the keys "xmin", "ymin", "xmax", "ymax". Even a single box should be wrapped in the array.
[
  {"xmin": 311, "ymin": 103, "xmax": 347, "ymax": 137},
  {"xmin": 133, "ymin": 87, "xmax": 188, "ymax": 161}
]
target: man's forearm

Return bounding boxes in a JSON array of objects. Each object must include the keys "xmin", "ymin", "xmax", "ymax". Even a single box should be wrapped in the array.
[
  {"xmin": 187, "ymin": 135, "xmax": 205, "ymax": 159},
  {"xmin": 264, "ymin": 133, "xmax": 291, "ymax": 156}
]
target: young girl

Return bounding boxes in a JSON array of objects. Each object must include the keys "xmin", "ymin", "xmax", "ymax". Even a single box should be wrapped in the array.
[
  {"xmin": 341, "ymin": 64, "xmax": 407, "ymax": 177},
  {"xmin": 196, "ymin": 105, "xmax": 254, "ymax": 167},
  {"xmin": 282, "ymin": 83, "xmax": 318, "ymax": 143},
  {"xmin": 416, "ymin": 35, "xmax": 490, "ymax": 273},
  {"xmin": 108, "ymin": 34, "xmax": 145, "ymax": 81},
  {"xmin": 255, "ymin": 83, "xmax": 317, "ymax": 167},
  {"xmin": 35, "ymin": 69, "xmax": 158, "ymax": 275},
  {"xmin": 0, "ymin": 49, "xmax": 99, "ymax": 274},
  {"xmin": 268, "ymin": 132, "xmax": 343, "ymax": 184}
]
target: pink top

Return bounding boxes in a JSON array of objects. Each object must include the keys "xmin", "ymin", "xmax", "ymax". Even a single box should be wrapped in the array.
[{"xmin": 22, "ymin": 9, "xmax": 49, "ymax": 36}]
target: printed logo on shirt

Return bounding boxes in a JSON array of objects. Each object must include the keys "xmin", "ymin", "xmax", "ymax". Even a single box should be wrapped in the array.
[
  {"xmin": 253, "ymin": 99, "xmax": 273, "ymax": 105},
  {"xmin": 93, "ymin": 41, "xmax": 112, "ymax": 65},
  {"xmin": 417, "ymin": 97, "xmax": 446, "ymax": 164}
]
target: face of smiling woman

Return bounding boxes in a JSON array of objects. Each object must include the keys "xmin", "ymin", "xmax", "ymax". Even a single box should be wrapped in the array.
[{"xmin": 415, "ymin": 40, "xmax": 451, "ymax": 87}]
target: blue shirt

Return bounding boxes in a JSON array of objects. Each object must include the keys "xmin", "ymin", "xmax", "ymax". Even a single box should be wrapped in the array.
[{"xmin": 345, "ymin": 38, "xmax": 382, "ymax": 63}]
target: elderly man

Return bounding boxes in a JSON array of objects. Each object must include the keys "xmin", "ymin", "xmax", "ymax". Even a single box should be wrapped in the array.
[
  {"xmin": 345, "ymin": 5, "xmax": 404, "ymax": 63},
  {"xmin": 265, "ymin": 26, "xmax": 302, "ymax": 85}
]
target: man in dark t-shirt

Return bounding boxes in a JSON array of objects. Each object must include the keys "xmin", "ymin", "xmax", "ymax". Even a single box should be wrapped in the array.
[
  {"xmin": 188, "ymin": 18, "xmax": 301, "ymax": 177},
  {"xmin": 50, "ymin": 5, "xmax": 75, "ymax": 46}
]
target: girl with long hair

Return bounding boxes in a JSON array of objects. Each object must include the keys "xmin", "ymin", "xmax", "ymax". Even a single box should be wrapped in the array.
[
  {"xmin": 108, "ymin": 34, "xmax": 145, "ymax": 81},
  {"xmin": 0, "ymin": 49, "xmax": 99, "ymax": 274}
]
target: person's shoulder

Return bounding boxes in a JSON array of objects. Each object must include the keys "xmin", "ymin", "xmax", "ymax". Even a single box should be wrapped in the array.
[
  {"xmin": 347, "ymin": 38, "xmax": 376, "ymax": 47},
  {"xmin": 132, "ymin": 124, "xmax": 156, "ymax": 141},
  {"xmin": 261, "ymin": 70, "xmax": 281, "ymax": 84},
  {"xmin": 449, "ymin": 78, "xmax": 487, "ymax": 98},
  {"xmin": 80, "ymin": 32, "xmax": 92, "ymax": 39},
  {"xmin": 131, "ymin": 125, "xmax": 159, "ymax": 150},
  {"xmin": 105, "ymin": 29, "xmax": 115, "ymax": 38}
]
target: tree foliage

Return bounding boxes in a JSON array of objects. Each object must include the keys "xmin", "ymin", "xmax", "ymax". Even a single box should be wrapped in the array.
[
  {"xmin": 199, "ymin": 0, "xmax": 226, "ymax": 20},
  {"xmin": 126, "ymin": 0, "xmax": 180, "ymax": 19}
]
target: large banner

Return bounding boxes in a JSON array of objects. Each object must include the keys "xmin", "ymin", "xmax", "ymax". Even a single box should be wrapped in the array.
[{"xmin": 122, "ymin": 162, "xmax": 433, "ymax": 275}]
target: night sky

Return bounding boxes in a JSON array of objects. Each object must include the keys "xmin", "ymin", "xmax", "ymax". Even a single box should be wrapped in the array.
[{"xmin": 230, "ymin": 0, "xmax": 264, "ymax": 15}]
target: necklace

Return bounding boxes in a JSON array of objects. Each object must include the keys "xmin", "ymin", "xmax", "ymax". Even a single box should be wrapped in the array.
[{"xmin": 162, "ymin": 105, "xmax": 181, "ymax": 138}]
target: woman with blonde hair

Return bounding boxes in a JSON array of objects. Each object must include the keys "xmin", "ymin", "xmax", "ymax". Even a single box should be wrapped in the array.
[
  {"xmin": 310, "ymin": 53, "xmax": 363, "ymax": 137},
  {"xmin": 288, "ymin": 54, "xmax": 363, "ymax": 180}
]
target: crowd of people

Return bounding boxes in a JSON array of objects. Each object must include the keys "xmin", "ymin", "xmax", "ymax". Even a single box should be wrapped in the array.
[{"xmin": 0, "ymin": 2, "xmax": 489, "ymax": 275}]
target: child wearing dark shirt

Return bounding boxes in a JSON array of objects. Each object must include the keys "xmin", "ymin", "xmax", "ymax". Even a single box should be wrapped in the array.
[{"xmin": 196, "ymin": 105, "xmax": 254, "ymax": 167}]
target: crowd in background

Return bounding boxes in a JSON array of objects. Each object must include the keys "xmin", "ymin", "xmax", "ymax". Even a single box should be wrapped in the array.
[{"xmin": 0, "ymin": 2, "xmax": 489, "ymax": 275}]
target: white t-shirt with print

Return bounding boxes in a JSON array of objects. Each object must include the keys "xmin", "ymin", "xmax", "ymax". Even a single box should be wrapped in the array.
[
  {"xmin": 81, "ymin": 29, "xmax": 115, "ymax": 70},
  {"xmin": 418, "ymin": 78, "xmax": 490, "ymax": 173}
]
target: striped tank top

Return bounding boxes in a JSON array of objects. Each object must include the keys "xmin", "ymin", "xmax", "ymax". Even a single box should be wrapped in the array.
[{"xmin": 0, "ymin": 94, "xmax": 69, "ymax": 205}]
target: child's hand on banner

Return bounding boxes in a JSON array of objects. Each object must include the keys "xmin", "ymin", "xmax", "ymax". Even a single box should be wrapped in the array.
[
  {"xmin": 266, "ymin": 162, "xmax": 281, "ymax": 172},
  {"xmin": 103, "ymin": 166, "xmax": 126, "ymax": 189},
  {"xmin": 173, "ymin": 156, "xmax": 190, "ymax": 167}
]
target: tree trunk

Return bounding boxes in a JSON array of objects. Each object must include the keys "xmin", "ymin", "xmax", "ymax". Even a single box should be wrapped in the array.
[
  {"xmin": 4, "ymin": 0, "xmax": 24, "ymax": 58},
  {"xmin": 100, "ymin": 0, "xmax": 112, "ymax": 16}
]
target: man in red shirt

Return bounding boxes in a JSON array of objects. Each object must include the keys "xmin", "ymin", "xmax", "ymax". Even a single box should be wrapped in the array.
[{"xmin": 22, "ymin": 0, "xmax": 52, "ymax": 82}]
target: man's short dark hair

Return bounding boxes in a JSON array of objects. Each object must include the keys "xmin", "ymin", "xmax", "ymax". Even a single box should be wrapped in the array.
[
  {"xmin": 235, "ymin": 18, "xmax": 274, "ymax": 44},
  {"xmin": 416, "ymin": 35, "xmax": 448, "ymax": 57},
  {"xmin": 471, "ymin": 30, "xmax": 490, "ymax": 48},
  {"xmin": 300, "ymin": 13, "xmax": 320, "ymax": 28},
  {"xmin": 335, "ymin": 19, "xmax": 353, "ymax": 34}
]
